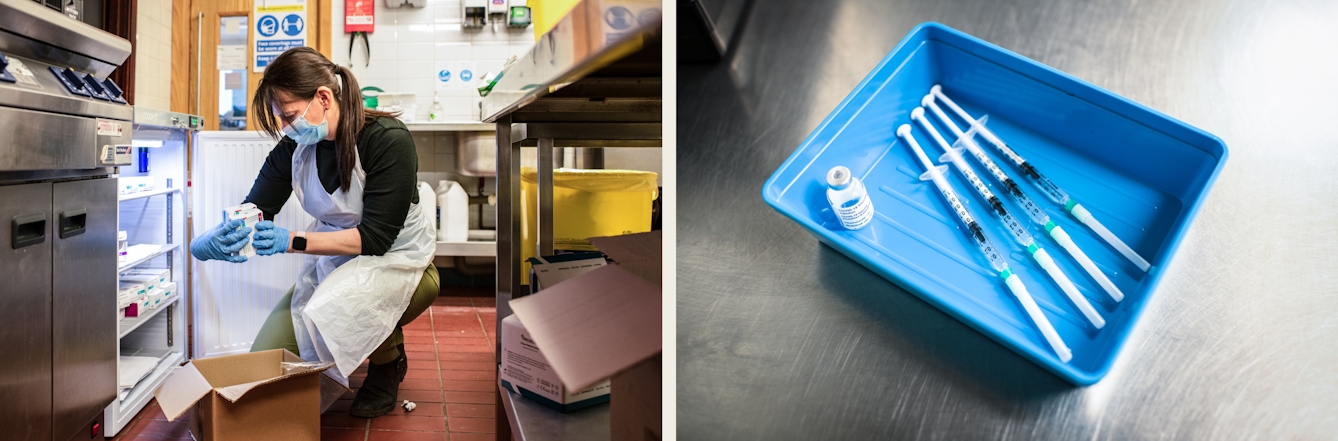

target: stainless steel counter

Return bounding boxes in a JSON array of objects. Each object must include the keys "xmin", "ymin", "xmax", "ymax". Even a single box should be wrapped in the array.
[{"xmin": 676, "ymin": 1, "xmax": 1338, "ymax": 439}]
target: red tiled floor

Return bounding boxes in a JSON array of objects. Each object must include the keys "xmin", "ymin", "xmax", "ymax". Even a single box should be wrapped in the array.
[
  {"xmin": 369, "ymin": 414, "xmax": 447, "ymax": 432},
  {"xmin": 404, "ymin": 335, "xmax": 435, "ymax": 344},
  {"xmin": 447, "ymin": 433, "xmax": 496, "ymax": 441},
  {"xmin": 401, "ymin": 378, "xmax": 444, "ymax": 391},
  {"xmin": 439, "ymin": 352, "xmax": 493, "ymax": 362},
  {"xmin": 117, "ymin": 295, "xmax": 498, "ymax": 441},
  {"xmin": 442, "ymin": 380, "xmax": 493, "ymax": 392},
  {"xmin": 436, "ymin": 340, "xmax": 491, "ymax": 348},
  {"xmin": 405, "ymin": 369, "xmax": 441, "ymax": 380},
  {"xmin": 443, "ymin": 391, "xmax": 494, "ymax": 404},
  {"xmin": 440, "ymin": 370, "xmax": 495, "ymax": 381},
  {"xmin": 407, "ymin": 358, "xmax": 439, "ymax": 370},
  {"xmin": 406, "ymin": 350, "xmax": 439, "ymax": 361},
  {"xmin": 390, "ymin": 402, "xmax": 445, "ymax": 417},
  {"xmin": 366, "ymin": 431, "xmax": 448, "ymax": 441},
  {"xmin": 404, "ymin": 343, "xmax": 436, "ymax": 353},
  {"xmin": 400, "ymin": 389, "xmax": 445, "ymax": 403},
  {"xmin": 445, "ymin": 404, "xmax": 494, "ymax": 419},
  {"xmin": 446, "ymin": 417, "xmax": 495, "ymax": 433},
  {"xmin": 439, "ymin": 361, "xmax": 494, "ymax": 371}
]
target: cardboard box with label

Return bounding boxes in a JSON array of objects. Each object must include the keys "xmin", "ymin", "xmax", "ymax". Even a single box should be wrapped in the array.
[
  {"xmin": 509, "ymin": 231, "xmax": 663, "ymax": 440},
  {"xmin": 154, "ymin": 349, "xmax": 346, "ymax": 441}
]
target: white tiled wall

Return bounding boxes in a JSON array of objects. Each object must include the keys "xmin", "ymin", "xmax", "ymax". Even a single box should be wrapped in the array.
[
  {"xmin": 331, "ymin": 1, "xmax": 536, "ymax": 121},
  {"xmin": 133, "ymin": 0, "xmax": 172, "ymax": 110}
]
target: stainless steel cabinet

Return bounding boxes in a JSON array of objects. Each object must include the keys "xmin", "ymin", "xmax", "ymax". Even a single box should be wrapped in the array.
[
  {"xmin": 0, "ymin": 177, "xmax": 116, "ymax": 441},
  {"xmin": 52, "ymin": 178, "xmax": 116, "ymax": 441},
  {"xmin": 0, "ymin": 182, "xmax": 55, "ymax": 441}
]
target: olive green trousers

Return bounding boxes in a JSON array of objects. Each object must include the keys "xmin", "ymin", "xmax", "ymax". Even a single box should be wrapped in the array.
[{"xmin": 250, "ymin": 265, "xmax": 440, "ymax": 365}]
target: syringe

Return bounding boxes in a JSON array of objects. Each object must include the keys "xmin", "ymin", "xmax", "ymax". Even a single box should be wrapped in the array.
[
  {"xmin": 896, "ymin": 124, "xmax": 1073, "ymax": 362},
  {"xmin": 929, "ymin": 85, "xmax": 1152, "ymax": 273},
  {"xmin": 921, "ymin": 95, "xmax": 1126, "ymax": 303},
  {"xmin": 911, "ymin": 108, "xmax": 1104, "ymax": 328}
]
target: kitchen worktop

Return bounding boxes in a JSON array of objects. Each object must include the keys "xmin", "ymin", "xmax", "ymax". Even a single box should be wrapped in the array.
[{"xmin": 677, "ymin": 0, "xmax": 1338, "ymax": 439}]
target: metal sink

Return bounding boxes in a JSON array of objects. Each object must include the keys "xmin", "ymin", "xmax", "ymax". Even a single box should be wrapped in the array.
[{"xmin": 455, "ymin": 131, "xmax": 496, "ymax": 177}]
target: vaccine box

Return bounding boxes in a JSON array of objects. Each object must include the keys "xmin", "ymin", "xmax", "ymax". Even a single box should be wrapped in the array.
[
  {"xmin": 223, "ymin": 203, "xmax": 263, "ymax": 257},
  {"xmin": 500, "ymin": 314, "xmax": 610, "ymax": 412}
]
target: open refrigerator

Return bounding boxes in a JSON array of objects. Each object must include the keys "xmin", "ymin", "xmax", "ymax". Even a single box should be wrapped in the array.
[{"xmin": 106, "ymin": 122, "xmax": 321, "ymax": 437}]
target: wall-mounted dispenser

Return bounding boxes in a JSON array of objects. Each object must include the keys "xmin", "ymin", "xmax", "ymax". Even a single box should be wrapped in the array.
[
  {"xmin": 507, "ymin": 0, "xmax": 531, "ymax": 28},
  {"xmin": 487, "ymin": 0, "xmax": 508, "ymax": 25},
  {"xmin": 464, "ymin": 0, "xmax": 487, "ymax": 28}
]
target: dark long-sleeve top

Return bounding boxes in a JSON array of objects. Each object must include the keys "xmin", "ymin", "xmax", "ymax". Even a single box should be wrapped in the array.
[{"xmin": 243, "ymin": 117, "xmax": 418, "ymax": 256}]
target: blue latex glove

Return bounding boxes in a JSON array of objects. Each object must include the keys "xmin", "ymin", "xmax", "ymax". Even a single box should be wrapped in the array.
[
  {"xmin": 190, "ymin": 219, "xmax": 251, "ymax": 263},
  {"xmin": 252, "ymin": 220, "xmax": 289, "ymax": 256}
]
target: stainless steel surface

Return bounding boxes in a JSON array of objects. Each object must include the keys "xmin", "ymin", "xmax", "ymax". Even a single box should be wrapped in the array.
[
  {"xmin": 496, "ymin": 115, "xmax": 520, "ymax": 355},
  {"xmin": 0, "ymin": 182, "xmax": 54, "ymax": 441},
  {"xmin": 500, "ymin": 383, "xmax": 611, "ymax": 441},
  {"xmin": 0, "ymin": 106, "xmax": 132, "ymax": 171},
  {"xmin": 677, "ymin": 0, "xmax": 1338, "ymax": 439},
  {"xmin": 481, "ymin": 0, "xmax": 662, "ymax": 122},
  {"xmin": 51, "ymin": 178, "xmax": 116, "ymax": 441},
  {"xmin": 457, "ymin": 131, "xmax": 499, "ymax": 177},
  {"xmin": 538, "ymin": 138, "xmax": 554, "ymax": 258},
  {"xmin": 0, "ymin": 0, "xmax": 132, "ymax": 76},
  {"xmin": 0, "ymin": 53, "xmax": 136, "ymax": 121},
  {"xmin": 133, "ymin": 107, "xmax": 204, "ymax": 130},
  {"xmin": 405, "ymin": 122, "xmax": 497, "ymax": 132}
]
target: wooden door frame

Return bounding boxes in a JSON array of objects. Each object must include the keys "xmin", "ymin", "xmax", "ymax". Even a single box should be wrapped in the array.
[{"xmin": 171, "ymin": 0, "xmax": 332, "ymax": 123}]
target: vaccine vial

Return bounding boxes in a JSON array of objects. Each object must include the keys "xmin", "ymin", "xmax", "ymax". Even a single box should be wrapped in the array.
[{"xmin": 827, "ymin": 166, "xmax": 873, "ymax": 229}]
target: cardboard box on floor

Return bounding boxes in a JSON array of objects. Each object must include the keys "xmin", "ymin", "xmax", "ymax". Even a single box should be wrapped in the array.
[
  {"xmin": 154, "ymin": 349, "xmax": 346, "ymax": 441},
  {"xmin": 510, "ymin": 231, "xmax": 662, "ymax": 440}
]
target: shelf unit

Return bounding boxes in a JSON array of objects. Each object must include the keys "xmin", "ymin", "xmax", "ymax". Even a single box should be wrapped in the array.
[
  {"xmin": 105, "ymin": 108, "xmax": 198, "ymax": 437},
  {"xmin": 483, "ymin": 2, "xmax": 662, "ymax": 438}
]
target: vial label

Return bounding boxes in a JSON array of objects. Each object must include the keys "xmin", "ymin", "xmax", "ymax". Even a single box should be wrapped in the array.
[{"xmin": 831, "ymin": 192, "xmax": 873, "ymax": 229}]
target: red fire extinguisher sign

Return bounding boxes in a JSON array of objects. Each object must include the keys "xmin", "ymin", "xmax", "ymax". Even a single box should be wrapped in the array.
[{"xmin": 345, "ymin": 0, "xmax": 374, "ymax": 33}]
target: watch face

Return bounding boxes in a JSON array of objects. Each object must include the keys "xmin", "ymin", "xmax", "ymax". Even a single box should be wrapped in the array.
[{"xmin": 294, "ymin": 236, "xmax": 307, "ymax": 251}]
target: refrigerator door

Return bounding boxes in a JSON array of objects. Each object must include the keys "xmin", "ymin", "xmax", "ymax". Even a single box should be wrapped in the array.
[
  {"xmin": 52, "ymin": 177, "xmax": 118, "ymax": 441},
  {"xmin": 0, "ymin": 182, "xmax": 54, "ymax": 441}
]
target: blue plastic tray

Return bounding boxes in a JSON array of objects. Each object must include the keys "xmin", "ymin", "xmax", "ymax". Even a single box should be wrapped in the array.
[{"xmin": 762, "ymin": 23, "xmax": 1228, "ymax": 385}]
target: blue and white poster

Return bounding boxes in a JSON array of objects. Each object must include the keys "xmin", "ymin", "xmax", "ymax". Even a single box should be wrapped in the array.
[
  {"xmin": 254, "ymin": 1, "xmax": 307, "ymax": 72},
  {"xmin": 435, "ymin": 61, "xmax": 455, "ymax": 90}
]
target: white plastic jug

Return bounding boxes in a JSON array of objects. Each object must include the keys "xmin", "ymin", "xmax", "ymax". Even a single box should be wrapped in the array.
[
  {"xmin": 418, "ymin": 182, "xmax": 437, "ymax": 239},
  {"xmin": 436, "ymin": 180, "xmax": 468, "ymax": 242}
]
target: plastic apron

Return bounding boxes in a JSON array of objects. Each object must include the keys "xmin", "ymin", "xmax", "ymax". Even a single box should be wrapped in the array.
[{"xmin": 288, "ymin": 140, "xmax": 435, "ymax": 386}]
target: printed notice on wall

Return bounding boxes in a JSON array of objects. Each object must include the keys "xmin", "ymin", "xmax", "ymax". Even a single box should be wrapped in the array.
[
  {"xmin": 217, "ymin": 45, "xmax": 246, "ymax": 71},
  {"xmin": 254, "ymin": 0, "xmax": 307, "ymax": 72}
]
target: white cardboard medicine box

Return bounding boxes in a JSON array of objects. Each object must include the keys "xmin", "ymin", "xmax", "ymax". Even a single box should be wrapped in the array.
[{"xmin": 500, "ymin": 314, "xmax": 610, "ymax": 412}]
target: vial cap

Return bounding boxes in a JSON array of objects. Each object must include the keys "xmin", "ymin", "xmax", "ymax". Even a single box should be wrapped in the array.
[{"xmin": 827, "ymin": 166, "xmax": 852, "ymax": 190}]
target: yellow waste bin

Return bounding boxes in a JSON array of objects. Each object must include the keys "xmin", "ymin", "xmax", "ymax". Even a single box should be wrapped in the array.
[{"xmin": 519, "ymin": 167, "xmax": 658, "ymax": 284}]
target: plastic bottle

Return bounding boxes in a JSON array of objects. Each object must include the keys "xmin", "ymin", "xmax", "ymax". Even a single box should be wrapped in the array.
[
  {"xmin": 428, "ymin": 92, "xmax": 444, "ymax": 122},
  {"xmin": 417, "ymin": 182, "xmax": 438, "ymax": 240},
  {"xmin": 436, "ymin": 180, "xmax": 468, "ymax": 242},
  {"xmin": 826, "ymin": 166, "xmax": 873, "ymax": 230}
]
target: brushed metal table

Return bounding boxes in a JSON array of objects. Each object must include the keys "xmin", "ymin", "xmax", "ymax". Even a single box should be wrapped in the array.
[{"xmin": 677, "ymin": 1, "xmax": 1338, "ymax": 439}]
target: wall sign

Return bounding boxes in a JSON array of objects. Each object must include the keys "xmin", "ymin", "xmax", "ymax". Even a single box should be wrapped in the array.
[{"xmin": 254, "ymin": 0, "xmax": 308, "ymax": 72}]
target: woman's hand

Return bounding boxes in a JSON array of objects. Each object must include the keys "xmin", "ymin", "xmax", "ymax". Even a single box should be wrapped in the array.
[
  {"xmin": 252, "ymin": 220, "xmax": 290, "ymax": 256},
  {"xmin": 190, "ymin": 219, "xmax": 251, "ymax": 263}
]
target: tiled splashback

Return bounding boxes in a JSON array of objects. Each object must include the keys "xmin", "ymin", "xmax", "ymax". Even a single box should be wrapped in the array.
[
  {"xmin": 331, "ymin": 0, "xmax": 536, "ymax": 122},
  {"xmin": 133, "ymin": 0, "xmax": 172, "ymax": 110}
]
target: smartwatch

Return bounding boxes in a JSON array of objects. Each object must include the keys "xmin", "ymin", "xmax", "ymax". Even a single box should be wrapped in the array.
[{"xmin": 292, "ymin": 231, "xmax": 307, "ymax": 253}]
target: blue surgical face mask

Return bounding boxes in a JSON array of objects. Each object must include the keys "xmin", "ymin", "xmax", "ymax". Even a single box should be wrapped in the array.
[{"xmin": 281, "ymin": 96, "xmax": 329, "ymax": 145}]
